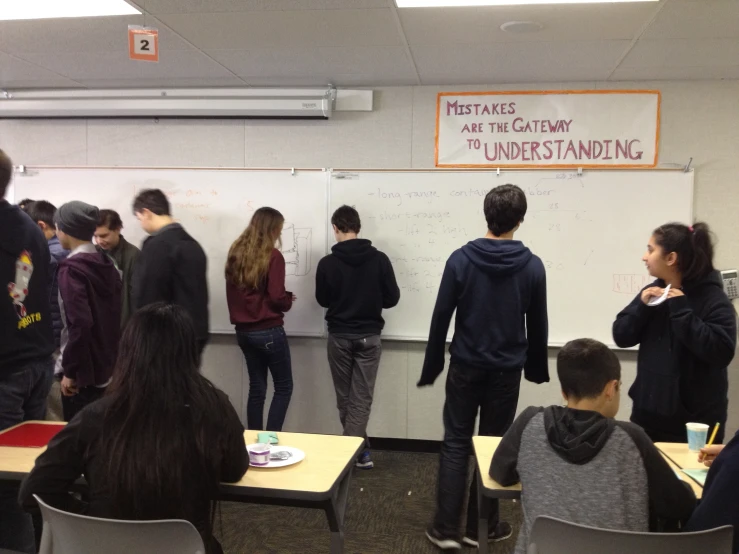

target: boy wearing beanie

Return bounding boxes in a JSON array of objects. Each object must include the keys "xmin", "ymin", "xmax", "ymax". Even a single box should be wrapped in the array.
[{"xmin": 55, "ymin": 201, "xmax": 122, "ymax": 421}]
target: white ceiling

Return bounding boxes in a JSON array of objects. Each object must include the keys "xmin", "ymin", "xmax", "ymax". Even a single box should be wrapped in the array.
[{"xmin": 0, "ymin": 0, "xmax": 737, "ymax": 89}]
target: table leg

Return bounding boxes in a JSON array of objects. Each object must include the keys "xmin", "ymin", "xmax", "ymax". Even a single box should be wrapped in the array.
[
  {"xmin": 325, "ymin": 467, "xmax": 353, "ymax": 554},
  {"xmin": 477, "ymin": 470, "xmax": 490, "ymax": 554}
]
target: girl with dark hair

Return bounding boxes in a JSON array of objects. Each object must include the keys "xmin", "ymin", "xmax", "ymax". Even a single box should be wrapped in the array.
[
  {"xmin": 225, "ymin": 207, "xmax": 295, "ymax": 431},
  {"xmin": 613, "ymin": 222, "xmax": 736, "ymax": 443},
  {"xmin": 19, "ymin": 303, "xmax": 248, "ymax": 554}
]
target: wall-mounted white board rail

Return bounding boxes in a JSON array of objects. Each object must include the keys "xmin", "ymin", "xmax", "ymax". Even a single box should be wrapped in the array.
[
  {"xmin": 11, "ymin": 166, "xmax": 328, "ymax": 337},
  {"xmin": 329, "ymin": 168, "xmax": 694, "ymax": 347}
]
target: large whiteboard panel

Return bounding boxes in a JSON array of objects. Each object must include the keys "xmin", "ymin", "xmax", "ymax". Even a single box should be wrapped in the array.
[
  {"xmin": 330, "ymin": 170, "xmax": 694, "ymax": 346},
  {"xmin": 14, "ymin": 168, "xmax": 328, "ymax": 336}
]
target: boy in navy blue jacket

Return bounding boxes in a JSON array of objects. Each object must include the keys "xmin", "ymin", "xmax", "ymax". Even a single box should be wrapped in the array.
[{"xmin": 419, "ymin": 184, "xmax": 549, "ymax": 550}]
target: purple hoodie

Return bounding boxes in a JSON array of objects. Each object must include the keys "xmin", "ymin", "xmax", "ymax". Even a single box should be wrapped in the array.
[{"xmin": 58, "ymin": 249, "xmax": 121, "ymax": 388}]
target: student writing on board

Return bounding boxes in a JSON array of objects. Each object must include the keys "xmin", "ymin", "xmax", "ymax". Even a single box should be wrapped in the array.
[
  {"xmin": 315, "ymin": 205, "xmax": 400, "ymax": 471},
  {"xmin": 131, "ymin": 189, "xmax": 209, "ymax": 355},
  {"xmin": 418, "ymin": 184, "xmax": 549, "ymax": 550},
  {"xmin": 612, "ymin": 222, "xmax": 736, "ymax": 444},
  {"xmin": 225, "ymin": 207, "xmax": 295, "ymax": 432}
]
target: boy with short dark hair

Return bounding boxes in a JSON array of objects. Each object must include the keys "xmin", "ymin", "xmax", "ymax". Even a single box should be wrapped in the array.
[
  {"xmin": 55, "ymin": 201, "xmax": 122, "ymax": 422},
  {"xmin": 420, "ymin": 184, "xmax": 548, "ymax": 549},
  {"xmin": 94, "ymin": 209, "xmax": 140, "ymax": 328},
  {"xmin": 24, "ymin": 200, "xmax": 69, "ymax": 349},
  {"xmin": 491, "ymin": 338, "xmax": 696, "ymax": 554},
  {"xmin": 316, "ymin": 205, "xmax": 400, "ymax": 469},
  {"xmin": 131, "ymin": 189, "xmax": 209, "ymax": 353}
]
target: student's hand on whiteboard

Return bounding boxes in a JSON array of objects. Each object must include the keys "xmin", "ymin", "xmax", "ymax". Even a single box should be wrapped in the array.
[
  {"xmin": 61, "ymin": 376, "xmax": 78, "ymax": 397},
  {"xmin": 641, "ymin": 287, "xmax": 664, "ymax": 305},
  {"xmin": 666, "ymin": 288, "xmax": 685, "ymax": 299},
  {"xmin": 698, "ymin": 444, "xmax": 725, "ymax": 467}
]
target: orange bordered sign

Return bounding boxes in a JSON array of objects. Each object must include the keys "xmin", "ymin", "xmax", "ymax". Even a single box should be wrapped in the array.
[{"xmin": 128, "ymin": 25, "xmax": 159, "ymax": 62}]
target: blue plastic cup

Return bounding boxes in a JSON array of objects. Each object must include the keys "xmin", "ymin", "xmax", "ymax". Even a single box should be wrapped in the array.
[{"xmin": 686, "ymin": 423, "xmax": 709, "ymax": 452}]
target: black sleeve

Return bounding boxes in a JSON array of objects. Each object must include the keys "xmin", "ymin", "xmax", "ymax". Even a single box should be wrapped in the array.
[
  {"xmin": 217, "ymin": 392, "xmax": 249, "ymax": 483},
  {"xmin": 380, "ymin": 254, "xmax": 400, "ymax": 309},
  {"xmin": 619, "ymin": 422, "xmax": 696, "ymax": 526},
  {"xmin": 612, "ymin": 290, "xmax": 653, "ymax": 348},
  {"xmin": 524, "ymin": 266, "xmax": 549, "ymax": 384},
  {"xmin": 418, "ymin": 260, "xmax": 457, "ymax": 387},
  {"xmin": 131, "ymin": 239, "xmax": 173, "ymax": 309},
  {"xmin": 314, "ymin": 259, "xmax": 331, "ymax": 309},
  {"xmin": 668, "ymin": 295, "xmax": 737, "ymax": 367},
  {"xmin": 19, "ymin": 416, "xmax": 91, "ymax": 514},
  {"xmin": 489, "ymin": 407, "xmax": 542, "ymax": 486}
]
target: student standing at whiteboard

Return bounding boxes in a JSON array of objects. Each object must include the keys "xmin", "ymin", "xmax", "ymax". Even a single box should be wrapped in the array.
[
  {"xmin": 418, "ymin": 184, "xmax": 549, "ymax": 550},
  {"xmin": 225, "ymin": 207, "xmax": 295, "ymax": 432},
  {"xmin": 613, "ymin": 222, "xmax": 736, "ymax": 444},
  {"xmin": 131, "ymin": 189, "xmax": 209, "ymax": 354},
  {"xmin": 315, "ymin": 205, "xmax": 400, "ymax": 470}
]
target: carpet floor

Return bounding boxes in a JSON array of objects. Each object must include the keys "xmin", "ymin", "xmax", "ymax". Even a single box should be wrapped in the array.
[{"xmin": 215, "ymin": 450, "xmax": 522, "ymax": 554}]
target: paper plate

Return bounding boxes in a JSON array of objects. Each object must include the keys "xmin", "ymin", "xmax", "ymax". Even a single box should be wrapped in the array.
[{"xmin": 247, "ymin": 445, "xmax": 305, "ymax": 468}]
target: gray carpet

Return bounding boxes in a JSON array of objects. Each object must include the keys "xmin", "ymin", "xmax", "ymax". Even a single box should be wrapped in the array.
[{"xmin": 215, "ymin": 450, "xmax": 522, "ymax": 554}]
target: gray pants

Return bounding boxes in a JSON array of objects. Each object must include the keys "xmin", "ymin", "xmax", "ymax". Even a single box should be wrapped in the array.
[{"xmin": 327, "ymin": 334, "xmax": 382, "ymax": 446}]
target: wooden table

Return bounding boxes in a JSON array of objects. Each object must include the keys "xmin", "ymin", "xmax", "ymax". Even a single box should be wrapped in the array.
[
  {"xmin": 0, "ymin": 422, "xmax": 364, "ymax": 554},
  {"xmin": 472, "ymin": 436, "xmax": 704, "ymax": 554}
]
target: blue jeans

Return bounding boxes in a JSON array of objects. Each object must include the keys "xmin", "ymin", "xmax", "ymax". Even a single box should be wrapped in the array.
[
  {"xmin": 0, "ymin": 356, "xmax": 54, "ymax": 553},
  {"xmin": 237, "ymin": 326, "xmax": 293, "ymax": 432}
]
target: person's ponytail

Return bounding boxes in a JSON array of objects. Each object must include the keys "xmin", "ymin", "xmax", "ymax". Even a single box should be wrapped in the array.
[{"xmin": 652, "ymin": 221, "xmax": 715, "ymax": 284}]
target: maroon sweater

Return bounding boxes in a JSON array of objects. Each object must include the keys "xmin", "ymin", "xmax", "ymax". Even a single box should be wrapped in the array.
[{"xmin": 226, "ymin": 249, "xmax": 293, "ymax": 332}]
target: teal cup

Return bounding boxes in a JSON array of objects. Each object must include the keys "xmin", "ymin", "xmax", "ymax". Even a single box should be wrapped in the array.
[{"xmin": 686, "ymin": 422, "xmax": 709, "ymax": 452}]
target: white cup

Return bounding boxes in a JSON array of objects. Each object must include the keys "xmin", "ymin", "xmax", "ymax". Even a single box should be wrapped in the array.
[{"xmin": 247, "ymin": 443, "xmax": 271, "ymax": 466}]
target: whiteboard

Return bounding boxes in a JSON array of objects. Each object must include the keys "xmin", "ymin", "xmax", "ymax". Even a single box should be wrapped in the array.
[
  {"xmin": 13, "ymin": 168, "xmax": 328, "ymax": 336},
  {"xmin": 330, "ymin": 169, "xmax": 694, "ymax": 346}
]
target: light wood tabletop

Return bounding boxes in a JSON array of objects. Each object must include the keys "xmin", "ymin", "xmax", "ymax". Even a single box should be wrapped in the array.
[
  {"xmin": 473, "ymin": 436, "xmax": 702, "ymax": 500},
  {"xmin": 655, "ymin": 442, "xmax": 706, "ymax": 470},
  {"xmin": 0, "ymin": 422, "xmax": 364, "ymax": 499}
]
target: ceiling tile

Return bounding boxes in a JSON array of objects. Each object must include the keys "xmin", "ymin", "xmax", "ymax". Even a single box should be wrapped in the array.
[
  {"xmin": 76, "ymin": 77, "xmax": 247, "ymax": 88},
  {"xmin": 14, "ymin": 50, "xmax": 236, "ymax": 81},
  {"xmin": 0, "ymin": 52, "xmax": 80, "ymax": 85},
  {"xmin": 208, "ymin": 46, "xmax": 415, "ymax": 80},
  {"xmin": 0, "ymin": 16, "xmax": 191, "ymax": 55},
  {"xmin": 610, "ymin": 65, "xmax": 739, "ymax": 81},
  {"xmin": 411, "ymin": 41, "xmax": 629, "ymax": 84},
  {"xmin": 644, "ymin": 0, "xmax": 739, "ymax": 40},
  {"xmin": 140, "ymin": 0, "xmax": 388, "ymax": 13},
  {"xmin": 620, "ymin": 38, "xmax": 739, "ymax": 68},
  {"xmin": 399, "ymin": 3, "xmax": 658, "ymax": 45},
  {"xmin": 243, "ymin": 75, "xmax": 418, "ymax": 86},
  {"xmin": 156, "ymin": 9, "xmax": 404, "ymax": 49}
]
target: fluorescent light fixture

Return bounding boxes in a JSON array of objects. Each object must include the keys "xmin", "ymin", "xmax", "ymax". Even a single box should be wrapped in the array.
[
  {"xmin": 0, "ymin": 0, "xmax": 140, "ymax": 21},
  {"xmin": 397, "ymin": 0, "xmax": 657, "ymax": 6}
]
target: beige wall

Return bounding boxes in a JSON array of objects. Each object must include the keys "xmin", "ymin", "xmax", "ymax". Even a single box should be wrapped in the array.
[{"xmin": 2, "ymin": 80, "xmax": 737, "ymax": 440}]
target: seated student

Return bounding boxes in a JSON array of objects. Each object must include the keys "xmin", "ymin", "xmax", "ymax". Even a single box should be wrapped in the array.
[
  {"xmin": 490, "ymin": 338, "xmax": 696, "ymax": 554},
  {"xmin": 685, "ymin": 430, "xmax": 739, "ymax": 552},
  {"xmin": 19, "ymin": 303, "xmax": 248, "ymax": 554}
]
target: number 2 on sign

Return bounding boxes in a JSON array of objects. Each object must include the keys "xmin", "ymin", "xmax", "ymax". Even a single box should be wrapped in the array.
[{"xmin": 129, "ymin": 27, "xmax": 159, "ymax": 62}]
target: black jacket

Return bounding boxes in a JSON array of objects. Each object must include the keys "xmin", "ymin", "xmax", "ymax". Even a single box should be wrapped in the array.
[
  {"xmin": 315, "ymin": 239, "xmax": 400, "ymax": 335},
  {"xmin": 613, "ymin": 272, "xmax": 736, "ymax": 440},
  {"xmin": 132, "ymin": 224, "xmax": 209, "ymax": 340},
  {"xmin": 418, "ymin": 238, "xmax": 548, "ymax": 386},
  {"xmin": 0, "ymin": 201, "xmax": 54, "ymax": 374},
  {"xmin": 19, "ymin": 391, "xmax": 248, "ymax": 554},
  {"xmin": 685, "ymin": 430, "xmax": 739, "ymax": 553}
]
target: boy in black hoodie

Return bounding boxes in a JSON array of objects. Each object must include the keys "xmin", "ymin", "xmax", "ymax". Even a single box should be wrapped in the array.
[
  {"xmin": 421, "ymin": 184, "xmax": 548, "ymax": 550},
  {"xmin": 491, "ymin": 339, "xmax": 696, "ymax": 554},
  {"xmin": 0, "ymin": 150, "xmax": 55, "ymax": 553},
  {"xmin": 316, "ymin": 205, "xmax": 400, "ymax": 469}
]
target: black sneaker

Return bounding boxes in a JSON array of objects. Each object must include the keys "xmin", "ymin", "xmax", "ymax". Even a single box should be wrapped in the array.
[
  {"xmin": 426, "ymin": 527, "xmax": 462, "ymax": 550},
  {"xmin": 462, "ymin": 522, "xmax": 513, "ymax": 547}
]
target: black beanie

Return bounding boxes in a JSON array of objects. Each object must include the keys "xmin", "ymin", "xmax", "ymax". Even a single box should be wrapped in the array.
[{"xmin": 54, "ymin": 201, "xmax": 99, "ymax": 241}]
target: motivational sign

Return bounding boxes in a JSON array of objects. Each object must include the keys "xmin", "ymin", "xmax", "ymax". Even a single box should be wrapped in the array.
[{"xmin": 435, "ymin": 90, "xmax": 660, "ymax": 168}]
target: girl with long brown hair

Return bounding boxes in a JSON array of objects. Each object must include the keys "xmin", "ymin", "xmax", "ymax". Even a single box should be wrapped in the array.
[{"xmin": 225, "ymin": 207, "xmax": 295, "ymax": 431}]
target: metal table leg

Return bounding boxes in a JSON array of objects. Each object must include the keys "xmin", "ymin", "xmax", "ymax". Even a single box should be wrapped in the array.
[
  {"xmin": 325, "ymin": 467, "xmax": 354, "ymax": 554},
  {"xmin": 477, "ymin": 470, "xmax": 491, "ymax": 554}
]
